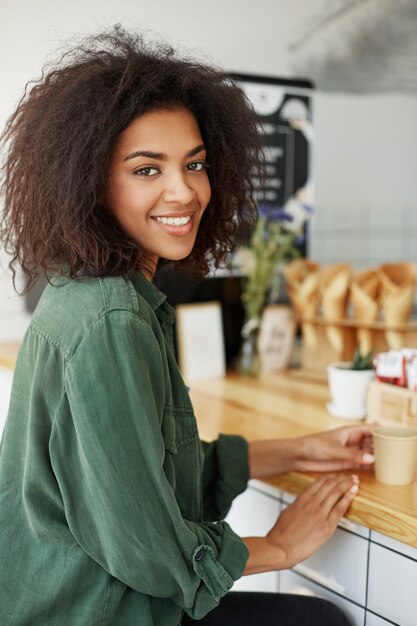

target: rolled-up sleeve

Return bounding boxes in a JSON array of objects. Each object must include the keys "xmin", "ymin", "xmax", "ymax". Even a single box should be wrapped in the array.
[
  {"xmin": 201, "ymin": 436, "xmax": 249, "ymax": 521},
  {"xmin": 49, "ymin": 310, "xmax": 248, "ymax": 620}
]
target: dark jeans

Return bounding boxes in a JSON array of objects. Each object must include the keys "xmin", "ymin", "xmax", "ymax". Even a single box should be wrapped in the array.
[{"xmin": 182, "ymin": 592, "xmax": 353, "ymax": 625}]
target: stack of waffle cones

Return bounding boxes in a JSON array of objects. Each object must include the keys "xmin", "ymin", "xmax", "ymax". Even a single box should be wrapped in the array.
[
  {"xmin": 379, "ymin": 262, "xmax": 417, "ymax": 349},
  {"xmin": 284, "ymin": 259, "xmax": 320, "ymax": 348},
  {"xmin": 350, "ymin": 269, "xmax": 379, "ymax": 354},
  {"xmin": 319, "ymin": 263, "xmax": 352, "ymax": 355}
]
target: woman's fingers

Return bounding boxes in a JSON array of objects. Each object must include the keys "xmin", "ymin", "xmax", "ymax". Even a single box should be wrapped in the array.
[
  {"xmin": 299, "ymin": 474, "xmax": 330, "ymax": 497},
  {"xmin": 317, "ymin": 475, "xmax": 359, "ymax": 518},
  {"xmin": 300, "ymin": 474, "xmax": 358, "ymax": 510},
  {"xmin": 328, "ymin": 484, "xmax": 359, "ymax": 526},
  {"xmin": 295, "ymin": 474, "xmax": 359, "ymax": 527}
]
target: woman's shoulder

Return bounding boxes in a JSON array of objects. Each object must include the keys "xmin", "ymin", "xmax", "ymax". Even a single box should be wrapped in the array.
[{"xmin": 29, "ymin": 275, "xmax": 145, "ymax": 359}]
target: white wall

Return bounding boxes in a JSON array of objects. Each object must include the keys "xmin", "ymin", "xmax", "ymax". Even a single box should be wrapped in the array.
[{"xmin": 1, "ymin": 0, "xmax": 416, "ymax": 340}]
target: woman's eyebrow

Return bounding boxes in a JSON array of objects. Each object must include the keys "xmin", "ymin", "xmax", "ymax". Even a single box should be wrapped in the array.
[
  {"xmin": 124, "ymin": 144, "xmax": 206, "ymax": 162},
  {"xmin": 186, "ymin": 144, "xmax": 206, "ymax": 158}
]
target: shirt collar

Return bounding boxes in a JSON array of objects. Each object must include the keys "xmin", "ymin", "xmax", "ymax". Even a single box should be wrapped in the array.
[{"xmin": 130, "ymin": 272, "xmax": 175, "ymax": 322}]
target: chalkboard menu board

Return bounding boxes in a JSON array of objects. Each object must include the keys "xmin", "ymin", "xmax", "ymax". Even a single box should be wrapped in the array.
[{"xmin": 232, "ymin": 74, "xmax": 314, "ymax": 254}]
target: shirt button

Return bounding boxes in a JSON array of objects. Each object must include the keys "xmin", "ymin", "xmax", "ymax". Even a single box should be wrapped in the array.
[{"xmin": 195, "ymin": 550, "xmax": 204, "ymax": 561}]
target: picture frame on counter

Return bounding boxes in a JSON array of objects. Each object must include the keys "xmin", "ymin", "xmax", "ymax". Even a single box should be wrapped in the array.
[
  {"xmin": 258, "ymin": 304, "xmax": 296, "ymax": 372},
  {"xmin": 175, "ymin": 301, "xmax": 226, "ymax": 383}
]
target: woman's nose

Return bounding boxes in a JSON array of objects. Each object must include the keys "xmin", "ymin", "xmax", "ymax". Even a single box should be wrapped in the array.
[{"xmin": 163, "ymin": 172, "xmax": 195, "ymax": 205}]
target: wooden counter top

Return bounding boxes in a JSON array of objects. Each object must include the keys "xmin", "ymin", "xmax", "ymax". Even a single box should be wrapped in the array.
[{"xmin": 190, "ymin": 371, "xmax": 417, "ymax": 549}]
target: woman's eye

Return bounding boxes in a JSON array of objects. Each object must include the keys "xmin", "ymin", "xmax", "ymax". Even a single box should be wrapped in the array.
[
  {"xmin": 135, "ymin": 166, "xmax": 159, "ymax": 177},
  {"xmin": 186, "ymin": 161, "xmax": 206, "ymax": 172}
]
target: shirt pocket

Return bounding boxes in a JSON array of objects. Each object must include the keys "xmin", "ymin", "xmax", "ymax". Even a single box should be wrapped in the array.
[{"xmin": 162, "ymin": 405, "xmax": 198, "ymax": 452}]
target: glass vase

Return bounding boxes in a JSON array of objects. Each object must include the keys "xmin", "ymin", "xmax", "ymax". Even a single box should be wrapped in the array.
[{"xmin": 236, "ymin": 320, "xmax": 261, "ymax": 377}]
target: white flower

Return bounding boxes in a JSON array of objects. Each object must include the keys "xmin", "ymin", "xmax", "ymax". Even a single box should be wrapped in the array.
[{"xmin": 281, "ymin": 186, "xmax": 313, "ymax": 233}]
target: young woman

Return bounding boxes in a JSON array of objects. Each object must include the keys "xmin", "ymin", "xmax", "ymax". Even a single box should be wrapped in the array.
[{"xmin": 0, "ymin": 28, "xmax": 373, "ymax": 625}]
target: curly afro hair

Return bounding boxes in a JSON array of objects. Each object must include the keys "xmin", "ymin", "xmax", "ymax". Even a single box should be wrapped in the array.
[{"xmin": 1, "ymin": 26, "xmax": 263, "ymax": 292}]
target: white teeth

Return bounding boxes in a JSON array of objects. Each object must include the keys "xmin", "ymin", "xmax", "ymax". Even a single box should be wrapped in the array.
[{"xmin": 156, "ymin": 216, "xmax": 191, "ymax": 226}]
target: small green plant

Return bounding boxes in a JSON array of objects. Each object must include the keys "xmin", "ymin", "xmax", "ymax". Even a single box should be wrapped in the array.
[{"xmin": 351, "ymin": 347, "xmax": 374, "ymax": 370}]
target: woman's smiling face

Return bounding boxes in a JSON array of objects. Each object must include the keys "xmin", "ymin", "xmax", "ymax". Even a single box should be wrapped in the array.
[{"xmin": 104, "ymin": 106, "xmax": 211, "ymax": 277}]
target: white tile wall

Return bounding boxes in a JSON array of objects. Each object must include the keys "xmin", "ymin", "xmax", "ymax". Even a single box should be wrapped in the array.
[
  {"xmin": 368, "ymin": 237, "xmax": 404, "ymax": 261},
  {"xmin": 367, "ymin": 542, "xmax": 417, "ymax": 626},
  {"xmin": 325, "ymin": 237, "xmax": 363, "ymax": 263},
  {"xmin": 405, "ymin": 207, "xmax": 417, "ymax": 233},
  {"xmin": 367, "ymin": 207, "xmax": 404, "ymax": 231},
  {"xmin": 370, "ymin": 530, "xmax": 417, "ymax": 561},
  {"xmin": 365, "ymin": 613, "xmax": 393, "ymax": 626},
  {"xmin": 293, "ymin": 527, "xmax": 369, "ymax": 606},
  {"xmin": 309, "ymin": 205, "xmax": 417, "ymax": 274}
]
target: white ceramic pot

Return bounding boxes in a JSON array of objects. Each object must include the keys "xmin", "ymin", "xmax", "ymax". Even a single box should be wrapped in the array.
[{"xmin": 327, "ymin": 362, "xmax": 374, "ymax": 420}]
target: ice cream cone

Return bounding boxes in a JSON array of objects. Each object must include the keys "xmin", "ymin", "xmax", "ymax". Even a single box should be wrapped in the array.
[
  {"xmin": 350, "ymin": 269, "xmax": 379, "ymax": 354},
  {"xmin": 379, "ymin": 262, "xmax": 416, "ymax": 297},
  {"xmin": 284, "ymin": 259, "xmax": 320, "ymax": 290},
  {"xmin": 379, "ymin": 262, "xmax": 417, "ymax": 349},
  {"xmin": 383, "ymin": 285, "xmax": 416, "ymax": 349},
  {"xmin": 319, "ymin": 263, "xmax": 351, "ymax": 355},
  {"xmin": 284, "ymin": 260, "xmax": 320, "ymax": 347},
  {"xmin": 353, "ymin": 268, "xmax": 379, "ymax": 297}
]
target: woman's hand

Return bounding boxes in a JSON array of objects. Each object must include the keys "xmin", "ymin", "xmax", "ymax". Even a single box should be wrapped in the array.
[
  {"xmin": 243, "ymin": 473, "xmax": 359, "ymax": 574},
  {"xmin": 268, "ymin": 474, "xmax": 359, "ymax": 568},
  {"xmin": 294, "ymin": 425, "xmax": 375, "ymax": 473},
  {"xmin": 249, "ymin": 425, "xmax": 374, "ymax": 479}
]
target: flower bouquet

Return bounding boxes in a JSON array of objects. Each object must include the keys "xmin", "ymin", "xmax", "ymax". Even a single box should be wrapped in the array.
[{"xmin": 235, "ymin": 191, "xmax": 313, "ymax": 375}]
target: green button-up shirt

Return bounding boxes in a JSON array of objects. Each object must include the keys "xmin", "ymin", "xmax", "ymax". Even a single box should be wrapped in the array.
[{"xmin": 0, "ymin": 273, "xmax": 249, "ymax": 625}]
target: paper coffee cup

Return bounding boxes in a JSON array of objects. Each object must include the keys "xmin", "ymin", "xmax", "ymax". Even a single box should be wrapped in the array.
[{"xmin": 373, "ymin": 426, "xmax": 417, "ymax": 485}]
